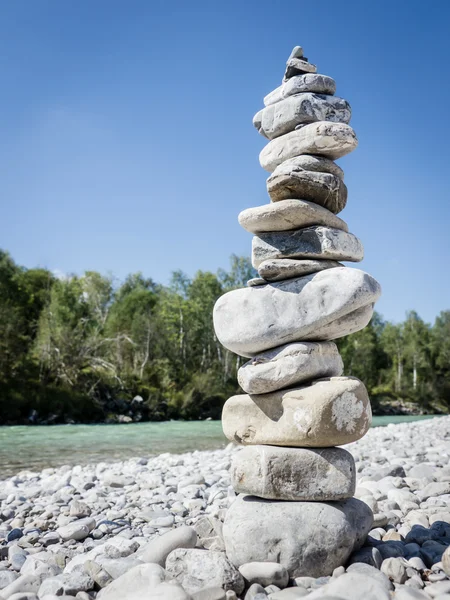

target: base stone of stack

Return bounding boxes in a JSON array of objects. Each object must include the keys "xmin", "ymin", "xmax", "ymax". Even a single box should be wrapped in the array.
[
  {"xmin": 239, "ymin": 199, "xmax": 348, "ymax": 234},
  {"xmin": 223, "ymin": 376, "xmax": 371, "ymax": 447},
  {"xmin": 231, "ymin": 445, "xmax": 355, "ymax": 500},
  {"xmin": 213, "ymin": 267, "xmax": 381, "ymax": 357},
  {"xmin": 238, "ymin": 341, "xmax": 343, "ymax": 394},
  {"xmin": 251, "ymin": 226, "xmax": 363, "ymax": 267},
  {"xmin": 258, "ymin": 258, "xmax": 341, "ymax": 282},
  {"xmin": 259, "ymin": 122, "xmax": 358, "ymax": 171},
  {"xmin": 223, "ymin": 495, "xmax": 373, "ymax": 578}
]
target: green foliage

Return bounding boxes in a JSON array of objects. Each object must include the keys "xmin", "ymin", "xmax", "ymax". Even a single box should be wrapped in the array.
[{"xmin": 1, "ymin": 248, "xmax": 449, "ymax": 423}]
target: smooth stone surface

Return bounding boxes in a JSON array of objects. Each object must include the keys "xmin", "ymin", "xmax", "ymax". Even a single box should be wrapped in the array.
[
  {"xmin": 238, "ymin": 341, "xmax": 343, "ymax": 394},
  {"xmin": 231, "ymin": 445, "xmax": 356, "ymax": 500},
  {"xmin": 238, "ymin": 200, "xmax": 348, "ymax": 234},
  {"xmin": 247, "ymin": 277, "xmax": 267, "ymax": 287},
  {"xmin": 213, "ymin": 267, "xmax": 381, "ymax": 357},
  {"xmin": 259, "ymin": 122, "xmax": 358, "ymax": 172},
  {"xmin": 264, "ymin": 74, "xmax": 337, "ymax": 106},
  {"xmin": 57, "ymin": 518, "xmax": 95, "ymax": 542},
  {"xmin": 222, "ymin": 376, "xmax": 371, "ymax": 447},
  {"xmin": 96, "ymin": 563, "xmax": 165, "ymax": 599},
  {"xmin": 165, "ymin": 549, "xmax": 244, "ymax": 595},
  {"xmin": 307, "ymin": 572, "xmax": 391, "ymax": 600},
  {"xmin": 252, "ymin": 227, "xmax": 363, "ymax": 267},
  {"xmin": 267, "ymin": 159, "xmax": 347, "ymax": 213},
  {"xmin": 255, "ymin": 94, "xmax": 351, "ymax": 140},
  {"xmin": 257, "ymin": 258, "xmax": 341, "ymax": 282},
  {"xmin": 239, "ymin": 562, "xmax": 289, "ymax": 588},
  {"xmin": 223, "ymin": 495, "xmax": 373, "ymax": 578},
  {"xmin": 138, "ymin": 526, "xmax": 197, "ymax": 566}
]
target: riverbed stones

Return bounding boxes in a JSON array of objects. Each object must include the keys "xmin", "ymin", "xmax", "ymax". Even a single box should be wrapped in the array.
[
  {"xmin": 222, "ymin": 377, "xmax": 372, "ymax": 447},
  {"xmin": 259, "ymin": 122, "xmax": 358, "ymax": 171},
  {"xmin": 257, "ymin": 258, "xmax": 341, "ymax": 282},
  {"xmin": 213, "ymin": 267, "xmax": 381, "ymax": 356},
  {"xmin": 237, "ymin": 341, "xmax": 343, "ymax": 394},
  {"xmin": 231, "ymin": 446, "xmax": 356, "ymax": 500},
  {"xmin": 254, "ymin": 94, "xmax": 351, "ymax": 140},
  {"xmin": 238, "ymin": 200, "xmax": 348, "ymax": 234},
  {"xmin": 267, "ymin": 159, "xmax": 348, "ymax": 213},
  {"xmin": 251, "ymin": 227, "xmax": 363, "ymax": 267},
  {"xmin": 223, "ymin": 495, "xmax": 373, "ymax": 577}
]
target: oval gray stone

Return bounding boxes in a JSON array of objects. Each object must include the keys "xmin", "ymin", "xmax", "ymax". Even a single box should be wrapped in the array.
[
  {"xmin": 238, "ymin": 341, "xmax": 343, "ymax": 394},
  {"xmin": 258, "ymin": 258, "xmax": 342, "ymax": 282},
  {"xmin": 213, "ymin": 267, "xmax": 381, "ymax": 357},
  {"xmin": 264, "ymin": 74, "xmax": 336, "ymax": 106},
  {"xmin": 260, "ymin": 122, "xmax": 358, "ymax": 172},
  {"xmin": 251, "ymin": 227, "xmax": 363, "ymax": 268},
  {"xmin": 238, "ymin": 200, "xmax": 348, "ymax": 234},
  {"xmin": 255, "ymin": 94, "xmax": 351, "ymax": 140},
  {"xmin": 267, "ymin": 162, "xmax": 347, "ymax": 213},
  {"xmin": 222, "ymin": 376, "xmax": 372, "ymax": 447},
  {"xmin": 231, "ymin": 446, "xmax": 356, "ymax": 500},
  {"xmin": 223, "ymin": 495, "xmax": 373, "ymax": 577}
]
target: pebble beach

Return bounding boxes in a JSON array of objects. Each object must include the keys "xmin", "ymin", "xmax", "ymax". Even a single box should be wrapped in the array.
[{"xmin": 0, "ymin": 416, "xmax": 449, "ymax": 599}]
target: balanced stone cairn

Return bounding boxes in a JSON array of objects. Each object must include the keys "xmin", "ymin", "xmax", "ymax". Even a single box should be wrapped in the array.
[{"xmin": 213, "ymin": 46, "xmax": 382, "ymax": 578}]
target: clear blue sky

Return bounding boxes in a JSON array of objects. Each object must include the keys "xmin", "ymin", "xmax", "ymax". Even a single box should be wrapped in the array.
[{"xmin": 1, "ymin": 0, "xmax": 449, "ymax": 324}]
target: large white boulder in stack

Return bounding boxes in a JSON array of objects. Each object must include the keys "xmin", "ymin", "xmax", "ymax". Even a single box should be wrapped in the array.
[{"xmin": 212, "ymin": 44, "xmax": 381, "ymax": 577}]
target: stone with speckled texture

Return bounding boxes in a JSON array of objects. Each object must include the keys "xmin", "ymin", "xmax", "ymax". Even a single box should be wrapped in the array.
[
  {"xmin": 264, "ymin": 74, "xmax": 337, "ymax": 106},
  {"xmin": 222, "ymin": 376, "xmax": 371, "ymax": 447},
  {"xmin": 254, "ymin": 93, "xmax": 351, "ymax": 140},
  {"xmin": 251, "ymin": 227, "xmax": 363, "ymax": 268},
  {"xmin": 231, "ymin": 445, "xmax": 355, "ymax": 500},
  {"xmin": 259, "ymin": 122, "xmax": 357, "ymax": 172},
  {"xmin": 223, "ymin": 495, "xmax": 373, "ymax": 578}
]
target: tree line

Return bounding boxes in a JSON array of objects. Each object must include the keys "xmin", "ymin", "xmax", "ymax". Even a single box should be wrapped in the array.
[{"xmin": 0, "ymin": 249, "xmax": 448, "ymax": 424}]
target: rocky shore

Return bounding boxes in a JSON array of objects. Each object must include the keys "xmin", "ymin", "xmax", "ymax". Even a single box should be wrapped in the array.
[{"xmin": 0, "ymin": 417, "xmax": 449, "ymax": 599}]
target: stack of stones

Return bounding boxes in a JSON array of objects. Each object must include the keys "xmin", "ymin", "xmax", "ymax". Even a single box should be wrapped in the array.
[{"xmin": 213, "ymin": 46, "xmax": 382, "ymax": 578}]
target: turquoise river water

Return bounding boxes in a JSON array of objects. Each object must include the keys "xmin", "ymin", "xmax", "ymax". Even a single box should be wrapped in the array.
[{"xmin": 0, "ymin": 415, "xmax": 440, "ymax": 479}]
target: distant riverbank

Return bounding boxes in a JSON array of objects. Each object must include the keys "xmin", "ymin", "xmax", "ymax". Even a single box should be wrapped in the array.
[{"xmin": 0, "ymin": 415, "xmax": 441, "ymax": 478}]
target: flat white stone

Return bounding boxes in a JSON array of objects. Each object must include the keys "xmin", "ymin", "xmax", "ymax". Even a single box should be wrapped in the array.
[
  {"xmin": 223, "ymin": 495, "xmax": 373, "ymax": 577},
  {"xmin": 213, "ymin": 267, "xmax": 381, "ymax": 357},
  {"xmin": 259, "ymin": 122, "xmax": 358, "ymax": 172},
  {"xmin": 252, "ymin": 227, "xmax": 363, "ymax": 268},
  {"xmin": 231, "ymin": 445, "xmax": 356, "ymax": 500},
  {"xmin": 238, "ymin": 341, "xmax": 343, "ymax": 394},
  {"xmin": 255, "ymin": 93, "xmax": 351, "ymax": 140},
  {"xmin": 238, "ymin": 200, "xmax": 348, "ymax": 234},
  {"xmin": 258, "ymin": 258, "xmax": 341, "ymax": 282},
  {"xmin": 222, "ymin": 376, "xmax": 372, "ymax": 447}
]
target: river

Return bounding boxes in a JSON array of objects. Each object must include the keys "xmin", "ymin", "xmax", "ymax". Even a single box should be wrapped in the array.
[{"xmin": 0, "ymin": 415, "xmax": 441, "ymax": 478}]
